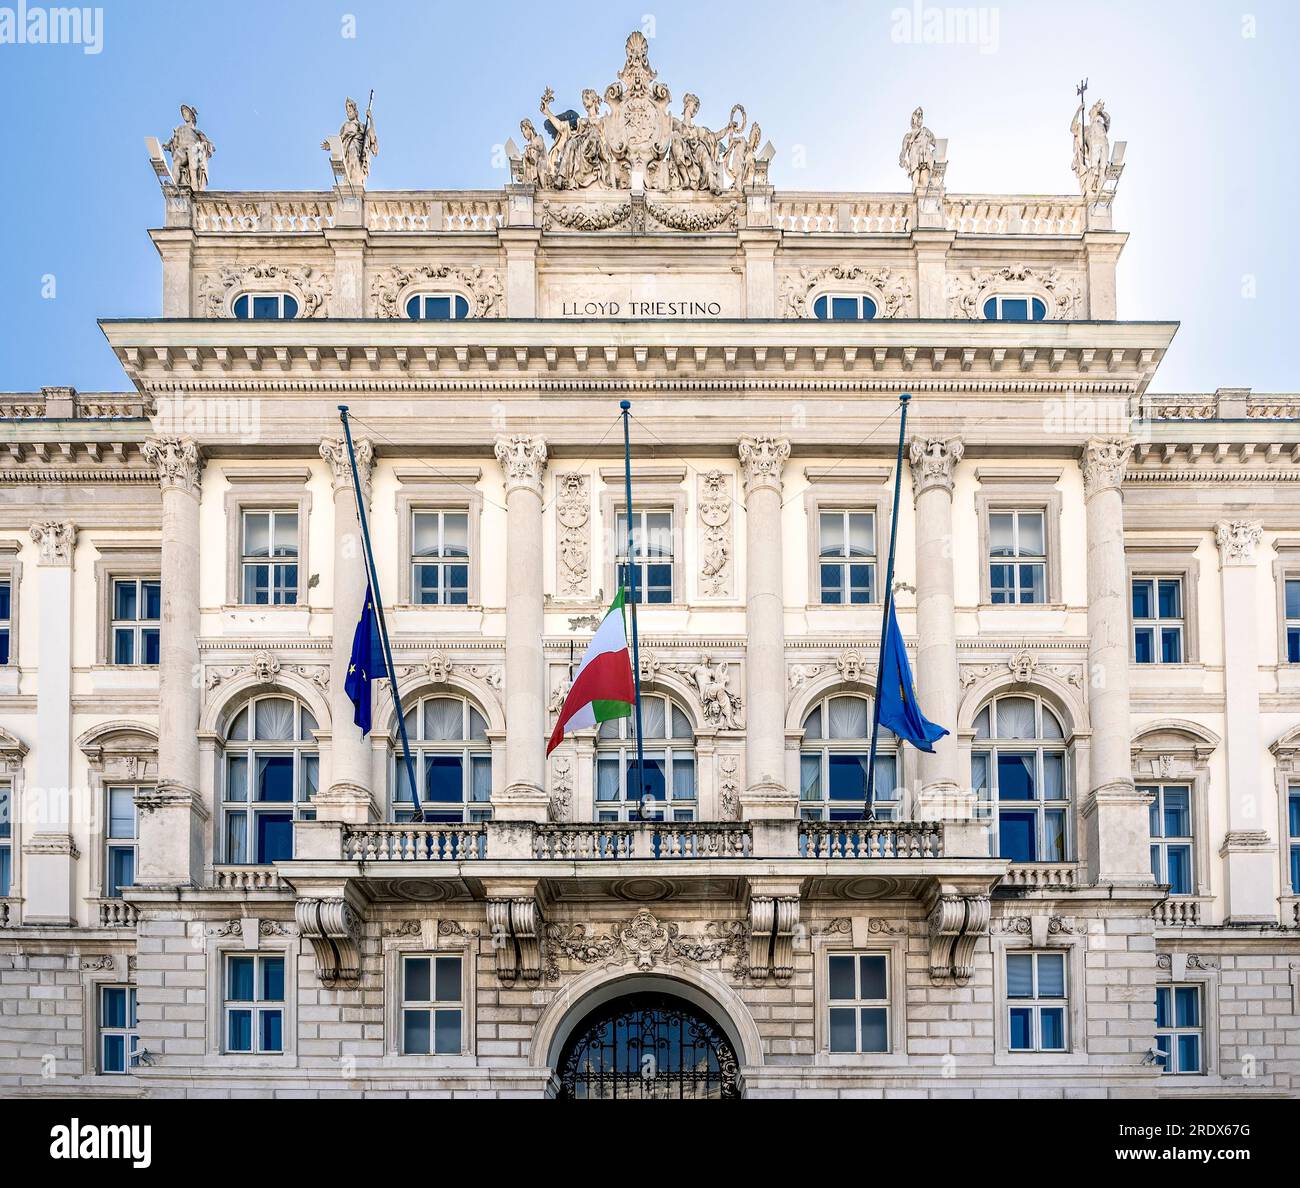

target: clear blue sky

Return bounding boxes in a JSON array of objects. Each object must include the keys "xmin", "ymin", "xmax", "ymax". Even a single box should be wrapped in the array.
[{"xmin": 0, "ymin": 0, "xmax": 1294, "ymax": 392}]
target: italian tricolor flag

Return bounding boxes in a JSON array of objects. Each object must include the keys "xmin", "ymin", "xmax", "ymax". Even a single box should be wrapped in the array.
[{"xmin": 546, "ymin": 589, "xmax": 636, "ymax": 755}]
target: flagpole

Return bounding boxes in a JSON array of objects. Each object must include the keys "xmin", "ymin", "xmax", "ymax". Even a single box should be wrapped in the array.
[
  {"xmin": 620, "ymin": 400, "xmax": 648, "ymax": 819},
  {"xmin": 865, "ymin": 392, "xmax": 910, "ymax": 819},
  {"xmin": 337, "ymin": 405, "xmax": 422, "ymax": 822}
]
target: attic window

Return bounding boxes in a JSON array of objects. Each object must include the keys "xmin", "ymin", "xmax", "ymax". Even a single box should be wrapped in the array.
[
  {"xmin": 406, "ymin": 293, "xmax": 470, "ymax": 321},
  {"xmin": 983, "ymin": 295, "xmax": 1047, "ymax": 322},
  {"xmin": 813, "ymin": 294, "xmax": 877, "ymax": 321},
  {"xmin": 233, "ymin": 293, "xmax": 299, "ymax": 320}
]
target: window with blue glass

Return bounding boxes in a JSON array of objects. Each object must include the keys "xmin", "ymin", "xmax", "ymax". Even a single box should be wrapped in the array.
[
  {"xmin": 222, "ymin": 696, "xmax": 318, "ymax": 864},
  {"xmin": 0, "ymin": 578, "xmax": 11, "ymax": 665},
  {"xmin": 983, "ymin": 295, "xmax": 1047, "ymax": 322},
  {"xmin": 1155, "ymin": 984, "xmax": 1203, "ymax": 1074},
  {"xmin": 395, "ymin": 697, "xmax": 492, "ymax": 827},
  {"xmin": 401, "ymin": 954, "xmax": 463, "ymax": 1055},
  {"xmin": 1143, "ymin": 784, "xmax": 1194, "ymax": 895},
  {"xmin": 799, "ymin": 695, "xmax": 898, "ymax": 822},
  {"xmin": 818, "ymin": 510, "xmax": 877, "ymax": 604},
  {"xmin": 1007, "ymin": 951, "xmax": 1067, "ymax": 1052},
  {"xmin": 241, "ymin": 509, "xmax": 299, "ymax": 605},
  {"xmin": 813, "ymin": 294, "xmax": 877, "ymax": 321},
  {"xmin": 1288, "ymin": 786, "xmax": 1300, "ymax": 895},
  {"xmin": 411, "ymin": 510, "xmax": 470, "ymax": 605},
  {"xmin": 105, "ymin": 786, "xmax": 139, "ymax": 898},
  {"xmin": 225, "ymin": 954, "xmax": 285, "ymax": 1054},
  {"xmin": 111, "ymin": 578, "xmax": 161, "ymax": 666},
  {"xmin": 1286, "ymin": 578, "xmax": 1300, "ymax": 664},
  {"xmin": 0, "ymin": 782, "xmax": 11, "ymax": 897},
  {"xmin": 405, "ymin": 293, "xmax": 470, "ymax": 320},
  {"xmin": 615, "ymin": 509, "xmax": 673, "ymax": 604},
  {"xmin": 232, "ymin": 293, "xmax": 299, "ymax": 320},
  {"xmin": 595, "ymin": 694, "xmax": 695, "ymax": 822},
  {"xmin": 988, "ymin": 510, "xmax": 1046, "ymax": 604},
  {"xmin": 99, "ymin": 985, "xmax": 138, "ymax": 1073},
  {"xmin": 1132, "ymin": 577, "xmax": 1184, "ymax": 664},
  {"xmin": 828, "ymin": 953, "xmax": 890, "ymax": 1054},
  {"xmin": 973, "ymin": 695, "xmax": 1071, "ymax": 862}
]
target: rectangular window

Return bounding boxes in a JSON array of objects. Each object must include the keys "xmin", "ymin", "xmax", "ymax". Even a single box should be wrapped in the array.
[
  {"xmin": 1143, "ymin": 784, "xmax": 1195, "ymax": 896},
  {"xmin": 615, "ymin": 509, "xmax": 673, "ymax": 604},
  {"xmin": 0, "ymin": 578, "xmax": 11, "ymax": 665},
  {"xmin": 1006, "ymin": 951, "xmax": 1068, "ymax": 1052},
  {"xmin": 972, "ymin": 749, "xmax": 1070, "ymax": 863},
  {"xmin": 105, "ymin": 786, "xmax": 140, "ymax": 898},
  {"xmin": 1286, "ymin": 578, "xmax": 1300, "ymax": 664},
  {"xmin": 110, "ymin": 578, "xmax": 161, "ymax": 666},
  {"xmin": 1132, "ymin": 577, "xmax": 1184, "ymax": 664},
  {"xmin": 99, "ymin": 985, "xmax": 138, "ymax": 1074},
  {"xmin": 401, "ymin": 954, "xmax": 463, "ymax": 1055},
  {"xmin": 240, "ymin": 509, "xmax": 299, "ymax": 605},
  {"xmin": 827, "ymin": 952, "xmax": 890, "ymax": 1053},
  {"xmin": 0, "ymin": 783, "xmax": 10, "ymax": 897},
  {"xmin": 1155, "ymin": 984, "xmax": 1203, "ymax": 1074},
  {"xmin": 224, "ymin": 954, "xmax": 285, "ymax": 1053},
  {"xmin": 411, "ymin": 510, "xmax": 470, "ymax": 605},
  {"xmin": 988, "ymin": 510, "xmax": 1047, "ymax": 605},
  {"xmin": 1288, "ymin": 786, "xmax": 1300, "ymax": 895},
  {"xmin": 818, "ymin": 510, "xmax": 877, "ymax": 605}
]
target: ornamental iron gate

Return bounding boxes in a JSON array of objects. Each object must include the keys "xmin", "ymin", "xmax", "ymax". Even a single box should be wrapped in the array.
[{"xmin": 556, "ymin": 993, "xmax": 741, "ymax": 1100}]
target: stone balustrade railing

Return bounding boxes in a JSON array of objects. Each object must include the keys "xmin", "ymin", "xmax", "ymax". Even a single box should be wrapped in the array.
[
  {"xmin": 193, "ymin": 193, "xmax": 337, "ymax": 233},
  {"xmin": 366, "ymin": 192, "xmax": 508, "ymax": 233},
  {"xmin": 1000, "ymin": 862, "xmax": 1080, "ymax": 890},
  {"xmin": 0, "ymin": 389, "xmax": 148, "ymax": 420},
  {"xmin": 945, "ymin": 196, "xmax": 1084, "ymax": 236},
  {"xmin": 0, "ymin": 897, "xmax": 18, "ymax": 927},
  {"xmin": 344, "ymin": 824, "xmax": 487, "ymax": 861},
  {"xmin": 1138, "ymin": 390, "xmax": 1300, "ymax": 421},
  {"xmin": 1151, "ymin": 897, "xmax": 1206, "ymax": 927},
  {"xmin": 798, "ymin": 821, "xmax": 942, "ymax": 859},
  {"xmin": 211, "ymin": 865, "xmax": 286, "ymax": 890},
  {"xmin": 92, "ymin": 898, "xmax": 140, "ymax": 928},
  {"xmin": 533, "ymin": 822, "xmax": 752, "ymax": 860}
]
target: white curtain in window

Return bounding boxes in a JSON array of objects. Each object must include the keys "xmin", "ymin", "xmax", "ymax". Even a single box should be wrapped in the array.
[
  {"xmin": 1041, "ymin": 707, "xmax": 1064, "ymax": 739},
  {"xmin": 424, "ymin": 698, "xmax": 463, "ymax": 740},
  {"xmin": 470, "ymin": 755, "xmax": 492, "ymax": 803},
  {"xmin": 672, "ymin": 755, "xmax": 695, "ymax": 800},
  {"xmin": 800, "ymin": 754, "xmax": 821, "ymax": 800},
  {"xmin": 227, "ymin": 706, "xmax": 249, "ymax": 742},
  {"xmin": 996, "ymin": 697, "xmax": 1037, "ymax": 739},
  {"xmin": 802, "ymin": 706, "xmax": 823, "ymax": 740},
  {"xmin": 1042, "ymin": 752, "xmax": 1064, "ymax": 799},
  {"xmin": 828, "ymin": 697, "xmax": 869, "ymax": 740},
  {"xmin": 254, "ymin": 698, "xmax": 295, "ymax": 741},
  {"xmin": 639, "ymin": 697, "xmax": 666, "ymax": 741},
  {"xmin": 671, "ymin": 705, "xmax": 692, "ymax": 740},
  {"xmin": 300, "ymin": 707, "xmax": 319, "ymax": 738},
  {"xmin": 596, "ymin": 756, "xmax": 620, "ymax": 802},
  {"xmin": 468, "ymin": 707, "xmax": 488, "ymax": 741}
]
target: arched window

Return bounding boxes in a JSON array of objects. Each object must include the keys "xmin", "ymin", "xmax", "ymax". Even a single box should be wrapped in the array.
[
  {"xmin": 221, "ymin": 695, "xmax": 319, "ymax": 865},
  {"xmin": 800, "ymin": 694, "xmax": 898, "ymax": 821},
  {"xmin": 813, "ymin": 294, "xmax": 877, "ymax": 321},
  {"xmin": 982, "ymin": 295, "xmax": 1046, "ymax": 322},
  {"xmin": 972, "ymin": 694, "xmax": 1070, "ymax": 861},
  {"xmin": 394, "ymin": 696, "xmax": 492, "ymax": 823},
  {"xmin": 595, "ymin": 695, "xmax": 695, "ymax": 821},
  {"xmin": 406, "ymin": 293, "xmax": 470, "ymax": 321},
  {"xmin": 233, "ymin": 293, "xmax": 299, "ymax": 320}
]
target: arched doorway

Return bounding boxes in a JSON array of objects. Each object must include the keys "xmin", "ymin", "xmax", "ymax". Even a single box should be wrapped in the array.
[{"xmin": 556, "ymin": 992, "xmax": 741, "ymax": 1100}]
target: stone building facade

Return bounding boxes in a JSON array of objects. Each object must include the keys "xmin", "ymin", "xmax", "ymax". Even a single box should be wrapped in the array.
[{"xmin": 1, "ymin": 36, "xmax": 1298, "ymax": 1098}]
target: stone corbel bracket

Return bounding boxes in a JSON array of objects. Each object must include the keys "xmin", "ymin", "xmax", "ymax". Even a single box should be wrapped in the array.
[
  {"xmin": 296, "ymin": 895, "xmax": 363, "ymax": 986},
  {"xmin": 924, "ymin": 882, "xmax": 991, "ymax": 985},
  {"xmin": 747, "ymin": 893, "xmax": 799, "ymax": 981},
  {"xmin": 488, "ymin": 895, "xmax": 545, "ymax": 986}
]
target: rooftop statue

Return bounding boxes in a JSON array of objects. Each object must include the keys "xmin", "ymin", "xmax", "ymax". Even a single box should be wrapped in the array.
[
  {"xmin": 516, "ymin": 31, "xmax": 765, "ymax": 192},
  {"xmin": 323, "ymin": 95, "xmax": 378, "ymax": 188},
  {"xmin": 898, "ymin": 106, "xmax": 937, "ymax": 191},
  {"xmin": 1071, "ymin": 97, "xmax": 1111, "ymax": 202},
  {"xmin": 163, "ymin": 104, "xmax": 215, "ymax": 191}
]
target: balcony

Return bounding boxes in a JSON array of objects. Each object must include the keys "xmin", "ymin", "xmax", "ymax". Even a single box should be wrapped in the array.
[{"xmin": 91, "ymin": 898, "xmax": 140, "ymax": 928}]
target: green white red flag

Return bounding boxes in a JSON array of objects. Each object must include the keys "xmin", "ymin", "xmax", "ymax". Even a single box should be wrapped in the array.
[{"xmin": 546, "ymin": 588, "xmax": 636, "ymax": 755}]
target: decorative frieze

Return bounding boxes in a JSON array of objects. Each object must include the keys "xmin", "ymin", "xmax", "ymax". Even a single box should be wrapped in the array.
[
  {"xmin": 717, "ymin": 754, "xmax": 740, "ymax": 821},
  {"xmin": 554, "ymin": 472, "xmax": 591, "ymax": 599},
  {"xmin": 543, "ymin": 908, "xmax": 749, "ymax": 982},
  {"xmin": 781, "ymin": 265, "xmax": 913, "ymax": 319},
  {"xmin": 369, "ymin": 263, "xmax": 503, "ymax": 319},
  {"xmin": 197, "ymin": 264, "xmax": 331, "ymax": 318},
  {"xmin": 960, "ymin": 651, "xmax": 1083, "ymax": 689},
  {"xmin": 946, "ymin": 264, "xmax": 1082, "ymax": 319},
  {"xmin": 548, "ymin": 756, "xmax": 573, "ymax": 823},
  {"xmin": 663, "ymin": 659, "xmax": 744, "ymax": 730},
  {"xmin": 789, "ymin": 649, "xmax": 872, "ymax": 691},
  {"xmin": 697, "ymin": 469, "xmax": 734, "ymax": 597}
]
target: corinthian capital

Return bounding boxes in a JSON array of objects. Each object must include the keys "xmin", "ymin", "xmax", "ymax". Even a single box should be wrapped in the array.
[
  {"xmin": 30, "ymin": 520, "xmax": 76, "ymax": 566},
  {"xmin": 1080, "ymin": 437, "xmax": 1133, "ymax": 500},
  {"xmin": 1215, "ymin": 519, "xmax": 1262, "ymax": 567},
  {"xmin": 909, "ymin": 435, "xmax": 965, "ymax": 498},
  {"xmin": 494, "ymin": 434, "xmax": 548, "ymax": 496},
  {"xmin": 738, "ymin": 434, "xmax": 790, "ymax": 495},
  {"xmin": 319, "ymin": 435, "xmax": 374, "ymax": 498},
  {"xmin": 142, "ymin": 435, "xmax": 203, "ymax": 494}
]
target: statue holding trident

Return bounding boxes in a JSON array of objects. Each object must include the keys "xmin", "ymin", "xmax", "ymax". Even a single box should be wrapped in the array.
[
  {"xmin": 1071, "ymin": 80, "xmax": 1110, "ymax": 202},
  {"xmin": 323, "ymin": 93, "xmax": 378, "ymax": 187}
]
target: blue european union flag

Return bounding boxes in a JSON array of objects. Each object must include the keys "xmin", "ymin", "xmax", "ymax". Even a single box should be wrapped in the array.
[
  {"xmin": 877, "ymin": 602, "xmax": 949, "ymax": 753},
  {"xmin": 344, "ymin": 586, "xmax": 383, "ymax": 736}
]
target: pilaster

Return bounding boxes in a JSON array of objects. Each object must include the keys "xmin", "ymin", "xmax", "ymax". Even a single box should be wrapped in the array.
[
  {"xmin": 500, "ymin": 228, "xmax": 541, "ymax": 318},
  {"xmin": 324, "ymin": 227, "xmax": 370, "ymax": 317}
]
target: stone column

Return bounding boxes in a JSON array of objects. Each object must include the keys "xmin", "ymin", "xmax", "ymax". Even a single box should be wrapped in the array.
[
  {"xmin": 23, "ymin": 521, "xmax": 77, "ymax": 925},
  {"xmin": 1215, "ymin": 520, "xmax": 1277, "ymax": 922},
  {"xmin": 1079, "ymin": 438, "xmax": 1152, "ymax": 886},
  {"xmin": 139, "ymin": 437, "xmax": 207, "ymax": 886},
  {"xmin": 318, "ymin": 435, "xmax": 378, "ymax": 824},
  {"xmin": 495, "ymin": 435, "xmax": 549, "ymax": 821},
  {"xmin": 738, "ymin": 434, "xmax": 793, "ymax": 818},
  {"xmin": 909, "ymin": 436, "xmax": 967, "ymax": 820}
]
